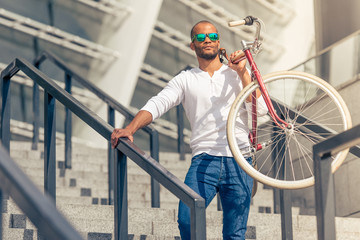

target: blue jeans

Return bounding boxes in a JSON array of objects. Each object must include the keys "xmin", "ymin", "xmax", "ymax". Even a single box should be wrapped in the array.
[{"xmin": 177, "ymin": 153, "xmax": 253, "ymax": 240}]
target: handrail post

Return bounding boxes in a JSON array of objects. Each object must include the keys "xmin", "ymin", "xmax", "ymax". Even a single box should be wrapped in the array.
[
  {"xmin": 272, "ymin": 123, "xmax": 280, "ymax": 214},
  {"xmin": 32, "ymin": 61, "xmax": 41, "ymax": 151},
  {"xmin": 114, "ymin": 149, "xmax": 128, "ymax": 240},
  {"xmin": 177, "ymin": 104, "xmax": 185, "ymax": 160},
  {"xmin": 279, "ymin": 137, "xmax": 292, "ymax": 240},
  {"xmin": 44, "ymin": 91, "xmax": 56, "ymax": 201},
  {"xmin": 272, "ymin": 121, "xmax": 293, "ymax": 239},
  {"xmin": 313, "ymin": 152, "xmax": 336, "ymax": 240},
  {"xmin": 108, "ymin": 106, "xmax": 115, "ymax": 205},
  {"xmin": 64, "ymin": 73, "xmax": 72, "ymax": 169},
  {"xmin": 1, "ymin": 76, "xmax": 11, "ymax": 152},
  {"xmin": 280, "ymin": 189, "xmax": 292, "ymax": 239},
  {"xmin": 190, "ymin": 199, "xmax": 206, "ymax": 240},
  {"xmin": 32, "ymin": 83, "xmax": 40, "ymax": 150},
  {"xmin": 150, "ymin": 130, "xmax": 160, "ymax": 208}
]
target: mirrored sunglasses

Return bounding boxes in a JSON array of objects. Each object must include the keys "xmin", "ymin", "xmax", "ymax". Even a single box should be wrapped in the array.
[{"xmin": 191, "ymin": 33, "xmax": 219, "ymax": 42}]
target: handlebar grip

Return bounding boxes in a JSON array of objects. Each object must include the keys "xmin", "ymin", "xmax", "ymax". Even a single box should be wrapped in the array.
[
  {"xmin": 228, "ymin": 19, "xmax": 246, "ymax": 27},
  {"xmin": 228, "ymin": 16, "xmax": 257, "ymax": 27}
]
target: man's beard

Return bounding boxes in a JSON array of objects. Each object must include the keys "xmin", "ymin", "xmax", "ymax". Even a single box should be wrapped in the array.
[{"xmin": 195, "ymin": 46, "xmax": 219, "ymax": 60}]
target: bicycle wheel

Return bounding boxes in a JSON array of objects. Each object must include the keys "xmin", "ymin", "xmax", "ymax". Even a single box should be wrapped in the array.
[{"xmin": 227, "ymin": 71, "xmax": 352, "ymax": 189}]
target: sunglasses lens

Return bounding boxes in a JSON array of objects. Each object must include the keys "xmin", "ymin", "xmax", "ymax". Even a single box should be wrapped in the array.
[
  {"xmin": 196, "ymin": 34, "xmax": 206, "ymax": 42},
  {"xmin": 208, "ymin": 33, "xmax": 219, "ymax": 41},
  {"xmin": 193, "ymin": 33, "xmax": 219, "ymax": 42}
]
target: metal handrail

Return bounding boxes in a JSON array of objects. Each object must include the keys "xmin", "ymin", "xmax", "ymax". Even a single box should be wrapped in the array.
[
  {"xmin": 313, "ymin": 124, "xmax": 360, "ymax": 240},
  {"xmin": 0, "ymin": 58, "xmax": 206, "ymax": 239},
  {"xmin": 0, "ymin": 144, "xmax": 84, "ymax": 240},
  {"xmin": 32, "ymin": 51, "xmax": 160, "ymax": 207}
]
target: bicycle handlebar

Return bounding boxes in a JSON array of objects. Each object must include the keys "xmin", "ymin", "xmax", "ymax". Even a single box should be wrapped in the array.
[{"xmin": 228, "ymin": 16, "xmax": 262, "ymax": 50}]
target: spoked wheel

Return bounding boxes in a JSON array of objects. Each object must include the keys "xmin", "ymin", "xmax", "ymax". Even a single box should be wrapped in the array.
[{"xmin": 227, "ymin": 71, "xmax": 352, "ymax": 189}]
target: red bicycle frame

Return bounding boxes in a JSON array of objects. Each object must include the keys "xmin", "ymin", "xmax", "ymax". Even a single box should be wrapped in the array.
[
  {"xmin": 227, "ymin": 16, "xmax": 290, "ymax": 150},
  {"xmin": 243, "ymin": 48, "xmax": 289, "ymax": 148}
]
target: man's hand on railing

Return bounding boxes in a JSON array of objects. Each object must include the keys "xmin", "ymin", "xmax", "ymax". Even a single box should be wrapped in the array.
[
  {"xmin": 111, "ymin": 110, "xmax": 153, "ymax": 148},
  {"xmin": 111, "ymin": 128, "xmax": 134, "ymax": 148}
]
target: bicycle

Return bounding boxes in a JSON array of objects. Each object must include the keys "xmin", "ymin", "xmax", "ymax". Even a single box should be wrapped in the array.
[{"xmin": 223, "ymin": 16, "xmax": 352, "ymax": 189}]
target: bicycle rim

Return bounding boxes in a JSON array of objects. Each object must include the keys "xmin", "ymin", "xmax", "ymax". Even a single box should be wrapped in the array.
[{"xmin": 227, "ymin": 71, "xmax": 352, "ymax": 189}]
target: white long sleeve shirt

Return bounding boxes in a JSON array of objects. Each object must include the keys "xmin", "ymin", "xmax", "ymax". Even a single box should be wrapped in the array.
[{"xmin": 141, "ymin": 64, "xmax": 267, "ymax": 157}]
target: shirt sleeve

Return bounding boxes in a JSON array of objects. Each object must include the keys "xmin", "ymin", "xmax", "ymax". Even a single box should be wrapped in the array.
[
  {"xmin": 141, "ymin": 75, "xmax": 184, "ymax": 121},
  {"xmin": 244, "ymin": 95, "xmax": 268, "ymax": 116}
]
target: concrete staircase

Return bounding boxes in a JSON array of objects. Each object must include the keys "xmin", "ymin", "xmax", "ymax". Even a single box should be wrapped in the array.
[{"xmin": 2, "ymin": 140, "xmax": 360, "ymax": 240}]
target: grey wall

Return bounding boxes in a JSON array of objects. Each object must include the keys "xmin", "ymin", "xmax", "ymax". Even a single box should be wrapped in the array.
[{"xmin": 314, "ymin": 0, "xmax": 360, "ymax": 51}]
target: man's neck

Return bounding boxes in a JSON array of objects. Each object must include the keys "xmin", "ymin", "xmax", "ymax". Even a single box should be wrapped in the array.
[{"xmin": 198, "ymin": 57, "xmax": 223, "ymax": 77}]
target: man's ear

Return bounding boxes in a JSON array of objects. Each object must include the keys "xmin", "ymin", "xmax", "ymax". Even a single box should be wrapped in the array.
[{"xmin": 190, "ymin": 42, "xmax": 195, "ymax": 51}]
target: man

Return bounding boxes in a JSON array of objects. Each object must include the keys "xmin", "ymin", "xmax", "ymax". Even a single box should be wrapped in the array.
[{"xmin": 111, "ymin": 20, "xmax": 267, "ymax": 239}]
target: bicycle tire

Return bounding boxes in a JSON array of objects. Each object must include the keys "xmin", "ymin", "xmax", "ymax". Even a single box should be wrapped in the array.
[{"xmin": 227, "ymin": 71, "xmax": 352, "ymax": 189}]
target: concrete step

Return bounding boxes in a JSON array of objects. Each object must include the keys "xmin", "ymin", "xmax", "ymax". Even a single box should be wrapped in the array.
[
  {"xmin": 10, "ymin": 178, "xmax": 273, "ymax": 215},
  {"xmin": 2, "ymin": 228, "xmax": 40, "ymax": 240},
  {"xmin": 4, "ymin": 197, "xmax": 247, "ymax": 228},
  {"xmin": 4, "ymin": 204, "xmax": 360, "ymax": 240},
  {"xmin": 9, "ymin": 141, "xmax": 191, "ymax": 167},
  {"xmin": 8, "ymin": 141, "xmax": 275, "ymax": 215},
  {"xmin": 2, "ymin": 227, "xmax": 187, "ymax": 240},
  {"xmin": 10, "ymin": 152, "xmax": 190, "ymax": 182},
  {"xmin": 9, "ymin": 143, "xmax": 275, "ymax": 214},
  {"xmin": 10, "ymin": 167, "xmax": 274, "ymax": 214},
  {"xmin": 11, "ymin": 151, "xmax": 190, "ymax": 173}
]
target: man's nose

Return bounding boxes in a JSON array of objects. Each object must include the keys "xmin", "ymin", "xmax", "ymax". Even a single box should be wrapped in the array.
[{"xmin": 204, "ymin": 36, "xmax": 212, "ymax": 42}]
